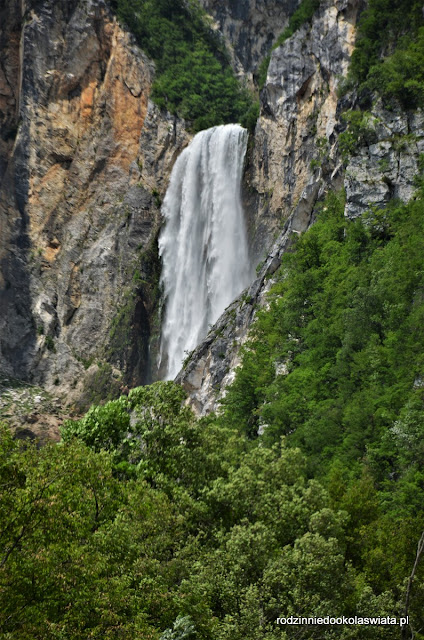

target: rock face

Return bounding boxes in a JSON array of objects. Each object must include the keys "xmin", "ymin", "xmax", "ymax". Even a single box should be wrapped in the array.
[
  {"xmin": 344, "ymin": 106, "xmax": 424, "ymax": 219},
  {"xmin": 0, "ymin": 375, "xmax": 63, "ymax": 443},
  {"xmin": 198, "ymin": 0, "xmax": 300, "ymax": 80},
  {"xmin": 197, "ymin": 0, "xmax": 360, "ymax": 261},
  {"xmin": 178, "ymin": 0, "xmax": 424, "ymax": 415},
  {"xmin": 244, "ymin": 0, "xmax": 361, "ymax": 259},
  {"xmin": 0, "ymin": 0, "xmax": 189, "ymax": 408}
]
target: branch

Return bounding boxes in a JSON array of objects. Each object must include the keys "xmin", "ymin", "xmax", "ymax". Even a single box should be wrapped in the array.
[
  {"xmin": 402, "ymin": 529, "xmax": 424, "ymax": 640},
  {"xmin": 91, "ymin": 486, "xmax": 100, "ymax": 533}
]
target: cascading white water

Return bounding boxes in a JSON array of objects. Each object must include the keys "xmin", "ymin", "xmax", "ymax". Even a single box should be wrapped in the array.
[{"xmin": 158, "ymin": 124, "xmax": 251, "ymax": 380}]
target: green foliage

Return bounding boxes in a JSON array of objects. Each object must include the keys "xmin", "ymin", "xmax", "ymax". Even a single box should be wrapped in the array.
[
  {"xmin": 44, "ymin": 335, "xmax": 55, "ymax": 352},
  {"xmin": 128, "ymin": 382, "xmax": 201, "ymax": 487},
  {"xmin": 112, "ymin": 0, "xmax": 255, "ymax": 131},
  {"xmin": 0, "ymin": 424, "xmax": 179, "ymax": 639},
  {"xmin": 240, "ymin": 100, "xmax": 260, "ymax": 133},
  {"xmin": 365, "ymin": 28, "xmax": 424, "ymax": 109},
  {"xmin": 160, "ymin": 616, "xmax": 196, "ymax": 640},
  {"xmin": 350, "ymin": 0, "xmax": 424, "ymax": 83},
  {"xmin": 62, "ymin": 395, "xmax": 130, "ymax": 452},
  {"xmin": 348, "ymin": 0, "xmax": 424, "ymax": 107},
  {"xmin": 223, "ymin": 188, "xmax": 424, "ymax": 485},
  {"xmin": 218, "ymin": 186, "xmax": 424, "ymax": 632},
  {"xmin": 3, "ymin": 419, "xmax": 365, "ymax": 640},
  {"xmin": 274, "ymin": 0, "xmax": 321, "ymax": 48},
  {"xmin": 338, "ymin": 111, "xmax": 379, "ymax": 162},
  {"xmin": 257, "ymin": 54, "xmax": 271, "ymax": 89}
]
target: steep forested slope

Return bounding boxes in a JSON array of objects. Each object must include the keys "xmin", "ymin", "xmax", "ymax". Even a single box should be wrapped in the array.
[{"xmin": 3, "ymin": 179, "xmax": 424, "ymax": 638}]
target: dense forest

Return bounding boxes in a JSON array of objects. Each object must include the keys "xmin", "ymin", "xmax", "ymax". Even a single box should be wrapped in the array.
[{"xmin": 1, "ymin": 0, "xmax": 424, "ymax": 638}]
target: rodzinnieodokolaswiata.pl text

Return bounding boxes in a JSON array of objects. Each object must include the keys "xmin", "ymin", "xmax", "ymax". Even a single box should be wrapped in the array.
[{"xmin": 276, "ymin": 616, "xmax": 408, "ymax": 627}]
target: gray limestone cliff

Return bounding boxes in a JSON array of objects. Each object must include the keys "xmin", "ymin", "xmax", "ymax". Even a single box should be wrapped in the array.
[
  {"xmin": 198, "ymin": 0, "xmax": 300, "ymax": 81},
  {"xmin": 344, "ymin": 105, "xmax": 424, "ymax": 219},
  {"xmin": 0, "ymin": 0, "xmax": 189, "ymax": 409}
]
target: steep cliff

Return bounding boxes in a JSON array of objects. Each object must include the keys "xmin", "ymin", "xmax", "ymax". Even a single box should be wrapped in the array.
[
  {"xmin": 178, "ymin": 0, "xmax": 424, "ymax": 414},
  {"xmin": 198, "ymin": 0, "xmax": 300, "ymax": 80},
  {"xmin": 2, "ymin": 3, "xmax": 424, "ymax": 635},
  {"xmin": 0, "ymin": 0, "xmax": 189, "ymax": 409}
]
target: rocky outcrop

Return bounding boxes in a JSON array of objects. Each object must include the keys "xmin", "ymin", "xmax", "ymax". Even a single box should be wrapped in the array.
[
  {"xmin": 198, "ymin": 0, "xmax": 300, "ymax": 80},
  {"xmin": 0, "ymin": 0, "xmax": 189, "ymax": 409},
  {"xmin": 244, "ymin": 0, "xmax": 361, "ymax": 259},
  {"xmin": 344, "ymin": 106, "xmax": 424, "ymax": 218},
  {"xmin": 0, "ymin": 375, "xmax": 63, "ymax": 443}
]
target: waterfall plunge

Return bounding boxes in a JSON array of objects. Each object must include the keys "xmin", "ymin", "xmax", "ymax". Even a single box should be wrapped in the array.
[{"xmin": 158, "ymin": 124, "xmax": 251, "ymax": 380}]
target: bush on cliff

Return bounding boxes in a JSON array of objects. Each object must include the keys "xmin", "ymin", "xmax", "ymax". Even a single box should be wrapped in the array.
[
  {"xmin": 257, "ymin": 0, "xmax": 321, "ymax": 89},
  {"xmin": 111, "ymin": 0, "xmax": 255, "ymax": 131},
  {"xmin": 349, "ymin": 0, "xmax": 424, "ymax": 107}
]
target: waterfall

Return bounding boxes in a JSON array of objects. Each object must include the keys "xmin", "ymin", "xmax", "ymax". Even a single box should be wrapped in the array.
[{"xmin": 158, "ymin": 124, "xmax": 251, "ymax": 380}]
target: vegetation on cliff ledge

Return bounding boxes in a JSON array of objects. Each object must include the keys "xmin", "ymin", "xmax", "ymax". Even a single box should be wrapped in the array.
[
  {"xmin": 257, "ymin": 0, "xmax": 321, "ymax": 89},
  {"xmin": 349, "ymin": 0, "xmax": 424, "ymax": 107},
  {"xmin": 110, "ymin": 0, "xmax": 258, "ymax": 131}
]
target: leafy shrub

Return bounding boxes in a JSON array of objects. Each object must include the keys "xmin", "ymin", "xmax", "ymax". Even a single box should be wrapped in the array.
[
  {"xmin": 350, "ymin": 0, "xmax": 424, "ymax": 84},
  {"xmin": 61, "ymin": 395, "xmax": 130, "ymax": 452},
  {"xmin": 45, "ymin": 335, "xmax": 55, "ymax": 352},
  {"xmin": 274, "ymin": 0, "xmax": 320, "ymax": 48},
  {"xmin": 338, "ymin": 110, "xmax": 379, "ymax": 161},
  {"xmin": 348, "ymin": 0, "xmax": 424, "ymax": 107},
  {"xmin": 223, "ymin": 184, "xmax": 424, "ymax": 490},
  {"xmin": 160, "ymin": 616, "xmax": 196, "ymax": 640},
  {"xmin": 365, "ymin": 28, "xmax": 424, "ymax": 109},
  {"xmin": 0, "ymin": 426, "xmax": 177, "ymax": 639}
]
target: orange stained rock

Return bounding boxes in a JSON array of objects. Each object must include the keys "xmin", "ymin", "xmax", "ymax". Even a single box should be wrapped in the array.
[
  {"xmin": 43, "ymin": 243, "xmax": 61, "ymax": 263},
  {"xmin": 22, "ymin": 14, "xmax": 150, "ymax": 257},
  {"xmin": 80, "ymin": 81, "xmax": 97, "ymax": 118},
  {"xmin": 103, "ymin": 25, "xmax": 149, "ymax": 171},
  {"xmin": 28, "ymin": 162, "xmax": 67, "ymax": 237}
]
